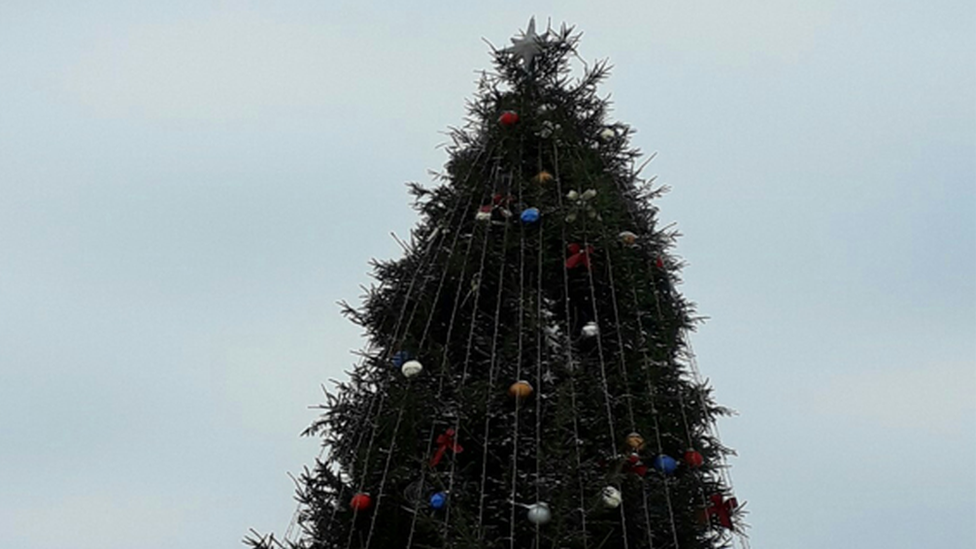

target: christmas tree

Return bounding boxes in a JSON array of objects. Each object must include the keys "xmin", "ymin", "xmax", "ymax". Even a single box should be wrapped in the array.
[{"xmin": 248, "ymin": 20, "xmax": 744, "ymax": 549}]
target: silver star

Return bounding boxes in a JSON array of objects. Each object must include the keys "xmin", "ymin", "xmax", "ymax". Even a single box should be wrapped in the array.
[{"xmin": 509, "ymin": 17, "xmax": 544, "ymax": 69}]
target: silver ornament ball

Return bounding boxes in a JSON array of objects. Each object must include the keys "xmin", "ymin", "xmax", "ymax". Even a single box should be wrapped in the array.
[
  {"xmin": 581, "ymin": 321, "xmax": 600, "ymax": 338},
  {"xmin": 526, "ymin": 502, "xmax": 551, "ymax": 524}
]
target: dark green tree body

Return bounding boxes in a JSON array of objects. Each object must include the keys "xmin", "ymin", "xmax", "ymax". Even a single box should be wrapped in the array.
[{"xmin": 250, "ymin": 24, "xmax": 741, "ymax": 549}]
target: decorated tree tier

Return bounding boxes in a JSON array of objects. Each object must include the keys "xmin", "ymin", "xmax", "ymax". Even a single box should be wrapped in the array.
[{"xmin": 248, "ymin": 19, "xmax": 745, "ymax": 549}]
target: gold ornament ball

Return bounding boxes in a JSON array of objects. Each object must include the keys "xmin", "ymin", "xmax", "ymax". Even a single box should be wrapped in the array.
[
  {"xmin": 508, "ymin": 380, "xmax": 534, "ymax": 400},
  {"xmin": 533, "ymin": 171, "xmax": 554, "ymax": 184},
  {"xmin": 625, "ymin": 432, "xmax": 645, "ymax": 451}
]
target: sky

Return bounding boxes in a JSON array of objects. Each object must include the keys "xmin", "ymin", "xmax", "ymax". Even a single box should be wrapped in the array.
[{"xmin": 0, "ymin": 1, "xmax": 973, "ymax": 548}]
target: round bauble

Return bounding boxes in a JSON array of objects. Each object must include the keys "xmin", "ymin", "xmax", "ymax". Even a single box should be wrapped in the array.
[
  {"xmin": 625, "ymin": 432, "xmax": 645, "ymax": 451},
  {"xmin": 498, "ymin": 111, "xmax": 519, "ymax": 127},
  {"xmin": 526, "ymin": 502, "xmax": 551, "ymax": 524},
  {"xmin": 684, "ymin": 449, "xmax": 704, "ymax": 468},
  {"xmin": 350, "ymin": 493, "xmax": 372, "ymax": 511},
  {"xmin": 401, "ymin": 359, "xmax": 423, "ymax": 378},
  {"xmin": 618, "ymin": 231, "xmax": 638, "ymax": 246},
  {"xmin": 601, "ymin": 486, "xmax": 622, "ymax": 508},
  {"xmin": 508, "ymin": 380, "xmax": 534, "ymax": 400},
  {"xmin": 581, "ymin": 321, "xmax": 599, "ymax": 338},
  {"xmin": 599, "ymin": 127, "xmax": 617, "ymax": 141},
  {"xmin": 533, "ymin": 170, "xmax": 554, "ymax": 183},
  {"xmin": 652, "ymin": 454, "xmax": 678, "ymax": 475},
  {"xmin": 520, "ymin": 207, "xmax": 540, "ymax": 224},
  {"xmin": 429, "ymin": 491, "xmax": 448, "ymax": 510}
]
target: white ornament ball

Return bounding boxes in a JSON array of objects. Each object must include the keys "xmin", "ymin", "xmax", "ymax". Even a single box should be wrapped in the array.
[
  {"xmin": 599, "ymin": 127, "xmax": 617, "ymax": 141},
  {"xmin": 401, "ymin": 360, "xmax": 423, "ymax": 378},
  {"xmin": 526, "ymin": 502, "xmax": 552, "ymax": 525},
  {"xmin": 601, "ymin": 486, "xmax": 622, "ymax": 508},
  {"xmin": 581, "ymin": 321, "xmax": 600, "ymax": 338}
]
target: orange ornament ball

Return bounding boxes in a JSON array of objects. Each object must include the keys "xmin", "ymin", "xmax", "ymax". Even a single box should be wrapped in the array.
[
  {"xmin": 533, "ymin": 171, "xmax": 554, "ymax": 184},
  {"xmin": 508, "ymin": 380, "xmax": 534, "ymax": 399}
]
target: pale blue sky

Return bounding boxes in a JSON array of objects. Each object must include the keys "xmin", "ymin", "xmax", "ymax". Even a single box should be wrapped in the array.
[{"xmin": 1, "ymin": 2, "xmax": 973, "ymax": 548}]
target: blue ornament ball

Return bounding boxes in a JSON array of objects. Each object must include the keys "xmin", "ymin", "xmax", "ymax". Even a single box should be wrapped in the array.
[
  {"xmin": 430, "ymin": 491, "xmax": 448, "ymax": 510},
  {"xmin": 652, "ymin": 454, "xmax": 678, "ymax": 475},
  {"xmin": 520, "ymin": 207, "xmax": 540, "ymax": 224},
  {"xmin": 392, "ymin": 351, "xmax": 411, "ymax": 369}
]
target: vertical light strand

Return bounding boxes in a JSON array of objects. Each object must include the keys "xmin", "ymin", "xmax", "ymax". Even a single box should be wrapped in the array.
[
  {"xmin": 598, "ymin": 242, "xmax": 659, "ymax": 549},
  {"xmin": 343, "ymin": 146, "xmax": 491, "ymax": 549},
  {"xmin": 508, "ymin": 160, "xmax": 527, "ymax": 549},
  {"xmin": 642, "ymin": 256, "xmax": 707, "ymax": 548},
  {"xmin": 366, "ymin": 161, "xmax": 494, "ymax": 549},
  {"xmin": 568, "ymin": 145, "xmax": 660, "ymax": 548},
  {"xmin": 552, "ymin": 142, "xmax": 589, "ymax": 549},
  {"xmin": 441, "ymin": 159, "xmax": 503, "ymax": 542},
  {"xmin": 403, "ymin": 148, "xmax": 499, "ymax": 547},
  {"xmin": 476, "ymin": 178, "xmax": 513, "ymax": 529},
  {"xmin": 577, "ymin": 211, "xmax": 630, "ymax": 547}
]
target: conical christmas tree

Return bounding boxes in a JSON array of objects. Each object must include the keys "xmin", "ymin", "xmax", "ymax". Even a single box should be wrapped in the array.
[{"xmin": 248, "ymin": 21, "xmax": 744, "ymax": 549}]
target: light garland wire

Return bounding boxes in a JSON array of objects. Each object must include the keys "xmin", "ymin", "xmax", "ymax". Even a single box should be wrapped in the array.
[
  {"xmin": 507, "ymin": 159, "xmax": 527, "ymax": 549},
  {"xmin": 369, "ymin": 161, "xmax": 503, "ymax": 549},
  {"xmin": 476, "ymin": 179, "xmax": 513, "ymax": 529},
  {"xmin": 568, "ymin": 143, "xmax": 680, "ymax": 548},
  {"xmin": 335, "ymin": 146, "xmax": 490, "ymax": 549},
  {"xmin": 402, "ymin": 148, "xmax": 500, "ymax": 547},
  {"xmin": 552, "ymin": 142, "xmax": 590, "ymax": 548},
  {"xmin": 597, "ymin": 240, "xmax": 659, "ymax": 549},
  {"xmin": 441, "ymin": 159, "xmax": 503, "ymax": 542},
  {"xmin": 615, "ymin": 150, "xmax": 745, "ymax": 547}
]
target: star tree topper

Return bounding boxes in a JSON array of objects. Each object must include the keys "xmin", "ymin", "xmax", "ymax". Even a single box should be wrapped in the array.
[{"xmin": 508, "ymin": 17, "xmax": 545, "ymax": 69}]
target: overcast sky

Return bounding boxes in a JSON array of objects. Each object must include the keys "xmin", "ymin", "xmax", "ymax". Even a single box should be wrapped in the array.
[{"xmin": 1, "ymin": 1, "xmax": 974, "ymax": 548}]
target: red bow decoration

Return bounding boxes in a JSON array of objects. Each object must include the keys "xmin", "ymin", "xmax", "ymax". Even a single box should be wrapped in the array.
[
  {"xmin": 430, "ymin": 428, "xmax": 463, "ymax": 467},
  {"xmin": 704, "ymin": 493, "xmax": 738, "ymax": 529},
  {"xmin": 623, "ymin": 453, "xmax": 647, "ymax": 477},
  {"xmin": 566, "ymin": 243, "xmax": 594, "ymax": 270}
]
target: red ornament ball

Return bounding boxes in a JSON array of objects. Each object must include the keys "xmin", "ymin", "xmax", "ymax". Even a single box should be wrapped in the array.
[
  {"xmin": 498, "ymin": 110, "xmax": 519, "ymax": 127},
  {"xmin": 684, "ymin": 449, "xmax": 704, "ymax": 468},
  {"xmin": 350, "ymin": 493, "xmax": 372, "ymax": 511}
]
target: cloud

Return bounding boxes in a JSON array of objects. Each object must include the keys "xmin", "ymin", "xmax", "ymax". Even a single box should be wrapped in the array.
[{"xmin": 810, "ymin": 360, "xmax": 975, "ymax": 435}]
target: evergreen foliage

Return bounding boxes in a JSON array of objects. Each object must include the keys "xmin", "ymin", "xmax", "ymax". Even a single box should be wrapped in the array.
[{"xmin": 248, "ymin": 22, "xmax": 741, "ymax": 549}]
